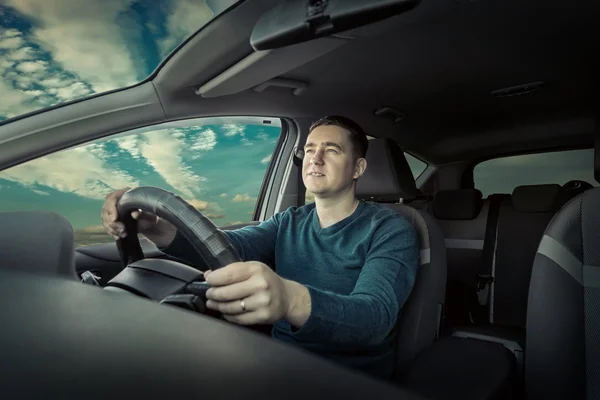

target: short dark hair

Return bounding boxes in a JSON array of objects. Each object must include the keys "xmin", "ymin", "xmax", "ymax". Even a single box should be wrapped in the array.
[{"xmin": 309, "ymin": 115, "xmax": 369, "ymax": 159}]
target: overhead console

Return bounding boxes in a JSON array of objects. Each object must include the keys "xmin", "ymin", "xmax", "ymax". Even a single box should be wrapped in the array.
[{"xmin": 195, "ymin": 0, "xmax": 421, "ymax": 99}]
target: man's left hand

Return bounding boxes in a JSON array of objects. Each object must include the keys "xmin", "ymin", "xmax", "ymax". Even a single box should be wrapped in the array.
[{"xmin": 203, "ymin": 261, "xmax": 292, "ymax": 325}]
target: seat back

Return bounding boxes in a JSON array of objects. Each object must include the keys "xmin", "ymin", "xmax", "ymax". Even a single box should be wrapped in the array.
[
  {"xmin": 356, "ymin": 138, "xmax": 447, "ymax": 375},
  {"xmin": 430, "ymin": 189, "xmax": 487, "ymax": 328},
  {"xmin": 526, "ymin": 187, "xmax": 600, "ymax": 399},
  {"xmin": 493, "ymin": 184, "xmax": 568, "ymax": 328},
  {"xmin": 525, "ymin": 113, "xmax": 600, "ymax": 398},
  {"xmin": 0, "ymin": 211, "xmax": 78, "ymax": 280}
]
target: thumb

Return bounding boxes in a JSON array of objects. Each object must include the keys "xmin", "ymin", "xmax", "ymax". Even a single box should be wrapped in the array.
[{"xmin": 131, "ymin": 209, "xmax": 141, "ymax": 220}]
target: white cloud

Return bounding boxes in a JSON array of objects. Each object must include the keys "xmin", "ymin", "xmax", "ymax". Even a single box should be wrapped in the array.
[
  {"xmin": 190, "ymin": 128, "xmax": 217, "ymax": 151},
  {"xmin": 138, "ymin": 129, "xmax": 206, "ymax": 200},
  {"xmin": 0, "ymin": 29, "xmax": 24, "ymax": 49},
  {"xmin": 39, "ymin": 76, "xmax": 73, "ymax": 88},
  {"xmin": 157, "ymin": 0, "xmax": 214, "ymax": 58},
  {"xmin": 222, "ymin": 124, "xmax": 246, "ymax": 137},
  {"xmin": 0, "ymin": 145, "xmax": 139, "ymax": 200},
  {"xmin": 232, "ymin": 194, "xmax": 255, "ymax": 202},
  {"xmin": 187, "ymin": 199, "xmax": 210, "ymax": 210},
  {"xmin": 257, "ymin": 131, "xmax": 269, "ymax": 140},
  {"xmin": 7, "ymin": 46, "xmax": 35, "ymax": 61},
  {"xmin": 23, "ymin": 89, "xmax": 44, "ymax": 97},
  {"xmin": 0, "ymin": 36, "xmax": 24, "ymax": 50},
  {"xmin": 52, "ymin": 82, "xmax": 92, "ymax": 101},
  {"xmin": 15, "ymin": 60, "xmax": 47, "ymax": 73},
  {"xmin": 261, "ymin": 155, "xmax": 271, "ymax": 164},
  {"xmin": 114, "ymin": 135, "xmax": 141, "ymax": 159},
  {"xmin": 0, "ymin": 78, "xmax": 39, "ymax": 118},
  {"xmin": 2, "ymin": 29, "xmax": 21, "ymax": 38},
  {"xmin": 32, "ymin": 190, "xmax": 49, "ymax": 196},
  {"xmin": 220, "ymin": 193, "xmax": 228, "ymax": 197}
]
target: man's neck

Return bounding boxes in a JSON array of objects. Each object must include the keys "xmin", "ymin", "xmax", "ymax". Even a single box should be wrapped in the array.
[{"xmin": 314, "ymin": 191, "xmax": 360, "ymax": 229}]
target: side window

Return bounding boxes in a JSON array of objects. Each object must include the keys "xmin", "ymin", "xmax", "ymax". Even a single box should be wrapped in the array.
[
  {"xmin": 0, "ymin": 117, "xmax": 282, "ymax": 247},
  {"xmin": 305, "ymin": 151, "xmax": 427, "ymax": 204},
  {"xmin": 405, "ymin": 152, "xmax": 427, "ymax": 179},
  {"xmin": 474, "ymin": 149, "xmax": 598, "ymax": 198}
]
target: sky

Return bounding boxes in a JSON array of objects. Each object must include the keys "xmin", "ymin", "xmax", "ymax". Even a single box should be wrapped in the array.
[
  {"xmin": 0, "ymin": 0, "xmax": 267, "ymax": 246},
  {"xmin": 0, "ymin": 0, "xmax": 238, "ymax": 121},
  {"xmin": 0, "ymin": 117, "xmax": 281, "ymax": 247},
  {"xmin": 475, "ymin": 148, "xmax": 598, "ymax": 197}
]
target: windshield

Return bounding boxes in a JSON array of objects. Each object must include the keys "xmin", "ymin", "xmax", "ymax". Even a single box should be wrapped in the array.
[{"xmin": 0, "ymin": 0, "xmax": 240, "ymax": 122}]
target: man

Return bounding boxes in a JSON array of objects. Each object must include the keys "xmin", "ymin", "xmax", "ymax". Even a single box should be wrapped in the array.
[{"xmin": 101, "ymin": 115, "xmax": 419, "ymax": 379}]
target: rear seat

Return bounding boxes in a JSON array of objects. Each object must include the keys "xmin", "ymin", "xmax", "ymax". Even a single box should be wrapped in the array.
[
  {"xmin": 445, "ymin": 184, "xmax": 581, "ymax": 377},
  {"xmin": 428, "ymin": 189, "xmax": 488, "ymax": 330},
  {"xmin": 402, "ymin": 180, "xmax": 594, "ymax": 399}
]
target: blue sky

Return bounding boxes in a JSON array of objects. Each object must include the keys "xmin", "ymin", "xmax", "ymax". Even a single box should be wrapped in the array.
[
  {"xmin": 0, "ymin": 0, "xmax": 238, "ymax": 121},
  {"xmin": 0, "ymin": 118, "xmax": 281, "ymax": 233}
]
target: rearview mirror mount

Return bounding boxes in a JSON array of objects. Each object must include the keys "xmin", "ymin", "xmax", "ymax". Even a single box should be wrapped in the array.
[{"xmin": 250, "ymin": 0, "xmax": 420, "ymax": 51}]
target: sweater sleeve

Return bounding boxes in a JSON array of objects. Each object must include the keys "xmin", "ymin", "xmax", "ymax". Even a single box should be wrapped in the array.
[
  {"xmin": 287, "ymin": 215, "xmax": 419, "ymax": 347},
  {"xmin": 157, "ymin": 213, "xmax": 282, "ymax": 268}
]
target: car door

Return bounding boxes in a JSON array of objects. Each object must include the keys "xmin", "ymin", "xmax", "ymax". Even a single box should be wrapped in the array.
[{"xmin": 0, "ymin": 116, "xmax": 285, "ymax": 283}]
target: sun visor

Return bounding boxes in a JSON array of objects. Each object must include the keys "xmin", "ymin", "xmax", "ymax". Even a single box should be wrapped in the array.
[{"xmin": 196, "ymin": 36, "xmax": 348, "ymax": 98}]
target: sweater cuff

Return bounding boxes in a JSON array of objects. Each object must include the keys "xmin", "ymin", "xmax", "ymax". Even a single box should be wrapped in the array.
[{"xmin": 287, "ymin": 285, "xmax": 340, "ymax": 341}]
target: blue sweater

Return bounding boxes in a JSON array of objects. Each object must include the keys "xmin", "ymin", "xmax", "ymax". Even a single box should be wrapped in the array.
[{"xmin": 161, "ymin": 201, "xmax": 419, "ymax": 379}]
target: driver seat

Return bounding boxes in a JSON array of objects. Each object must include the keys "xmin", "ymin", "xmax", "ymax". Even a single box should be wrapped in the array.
[
  {"xmin": 355, "ymin": 138, "xmax": 447, "ymax": 374},
  {"xmin": 357, "ymin": 139, "xmax": 519, "ymax": 400}
]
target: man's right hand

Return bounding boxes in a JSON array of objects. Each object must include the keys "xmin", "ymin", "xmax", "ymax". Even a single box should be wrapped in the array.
[
  {"xmin": 101, "ymin": 187, "xmax": 159, "ymax": 240},
  {"xmin": 101, "ymin": 187, "xmax": 177, "ymax": 247}
]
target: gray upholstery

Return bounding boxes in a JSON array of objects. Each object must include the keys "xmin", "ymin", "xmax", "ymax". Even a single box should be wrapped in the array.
[
  {"xmin": 432, "ymin": 189, "xmax": 483, "ymax": 220},
  {"xmin": 526, "ymin": 187, "xmax": 600, "ymax": 399},
  {"xmin": 493, "ymin": 186, "xmax": 567, "ymax": 329},
  {"xmin": 0, "ymin": 211, "xmax": 78, "ymax": 280},
  {"xmin": 355, "ymin": 138, "xmax": 447, "ymax": 375},
  {"xmin": 382, "ymin": 203, "xmax": 447, "ymax": 375},
  {"xmin": 356, "ymin": 138, "xmax": 418, "ymax": 202}
]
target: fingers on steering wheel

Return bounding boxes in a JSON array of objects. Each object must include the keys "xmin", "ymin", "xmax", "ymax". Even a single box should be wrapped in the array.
[{"xmin": 206, "ymin": 298, "xmax": 250, "ymax": 315}]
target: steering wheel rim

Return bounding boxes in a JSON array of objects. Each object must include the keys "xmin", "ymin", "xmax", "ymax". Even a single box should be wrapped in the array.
[{"xmin": 115, "ymin": 186, "xmax": 241, "ymax": 271}]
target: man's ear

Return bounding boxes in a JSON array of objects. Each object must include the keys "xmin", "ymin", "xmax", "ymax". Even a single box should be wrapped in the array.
[{"xmin": 353, "ymin": 158, "xmax": 367, "ymax": 180}]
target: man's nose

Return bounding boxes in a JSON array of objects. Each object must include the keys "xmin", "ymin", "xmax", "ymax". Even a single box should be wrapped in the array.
[{"xmin": 310, "ymin": 151, "xmax": 324, "ymax": 164}]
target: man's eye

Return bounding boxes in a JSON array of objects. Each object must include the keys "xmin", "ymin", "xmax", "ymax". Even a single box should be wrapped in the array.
[{"xmin": 327, "ymin": 149, "xmax": 338, "ymax": 153}]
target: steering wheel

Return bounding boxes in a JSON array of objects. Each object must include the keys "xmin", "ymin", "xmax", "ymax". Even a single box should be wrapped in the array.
[{"xmin": 103, "ymin": 186, "xmax": 242, "ymax": 315}]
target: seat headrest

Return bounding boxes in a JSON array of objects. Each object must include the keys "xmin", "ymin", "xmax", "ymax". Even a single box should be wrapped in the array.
[
  {"xmin": 356, "ymin": 138, "xmax": 418, "ymax": 202},
  {"xmin": 0, "ymin": 211, "xmax": 77, "ymax": 279},
  {"xmin": 511, "ymin": 184, "xmax": 564, "ymax": 213},
  {"xmin": 432, "ymin": 189, "xmax": 483, "ymax": 220}
]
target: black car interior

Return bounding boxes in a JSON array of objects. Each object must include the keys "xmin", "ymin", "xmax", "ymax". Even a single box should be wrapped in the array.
[{"xmin": 1, "ymin": 0, "xmax": 600, "ymax": 398}]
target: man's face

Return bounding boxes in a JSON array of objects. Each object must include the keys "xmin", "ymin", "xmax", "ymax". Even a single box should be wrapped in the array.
[{"xmin": 302, "ymin": 125, "xmax": 366, "ymax": 198}]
